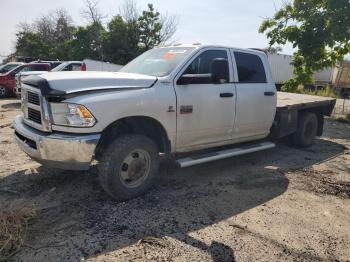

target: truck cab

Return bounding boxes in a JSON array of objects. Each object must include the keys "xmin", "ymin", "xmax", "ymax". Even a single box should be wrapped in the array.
[{"xmin": 13, "ymin": 45, "xmax": 335, "ymax": 201}]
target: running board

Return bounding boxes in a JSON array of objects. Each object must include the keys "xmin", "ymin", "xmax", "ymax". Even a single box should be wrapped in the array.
[{"xmin": 176, "ymin": 141, "xmax": 275, "ymax": 168}]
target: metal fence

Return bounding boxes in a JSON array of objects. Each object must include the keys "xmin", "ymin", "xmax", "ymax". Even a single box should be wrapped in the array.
[{"xmin": 333, "ymin": 99, "xmax": 350, "ymax": 116}]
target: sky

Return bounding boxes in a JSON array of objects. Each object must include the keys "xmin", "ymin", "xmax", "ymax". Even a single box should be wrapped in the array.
[{"xmin": 0, "ymin": 0, "xmax": 294, "ymax": 63}]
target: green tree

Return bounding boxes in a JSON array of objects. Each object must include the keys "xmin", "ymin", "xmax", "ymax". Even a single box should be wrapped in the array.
[
  {"xmin": 15, "ymin": 31, "xmax": 51, "ymax": 59},
  {"xmin": 260, "ymin": 0, "xmax": 350, "ymax": 91},
  {"xmin": 15, "ymin": 9, "xmax": 75, "ymax": 60},
  {"xmin": 138, "ymin": 4, "xmax": 162, "ymax": 50},
  {"xmin": 103, "ymin": 15, "xmax": 140, "ymax": 64},
  {"xmin": 68, "ymin": 24, "xmax": 106, "ymax": 61}
]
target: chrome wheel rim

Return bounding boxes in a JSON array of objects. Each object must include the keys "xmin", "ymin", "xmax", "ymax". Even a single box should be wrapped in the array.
[{"xmin": 118, "ymin": 149, "xmax": 151, "ymax": 188}]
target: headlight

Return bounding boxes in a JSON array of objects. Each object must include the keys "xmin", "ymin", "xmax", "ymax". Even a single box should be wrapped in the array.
[{"xmin": 50, "ymin": 103, "xmax": 96, "ymax": 127}]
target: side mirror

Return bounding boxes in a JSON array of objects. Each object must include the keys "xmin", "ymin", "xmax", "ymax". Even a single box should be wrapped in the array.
[
  {"xmin": 177, "ymin": 73, "xmax": 212, "ymax": 85},
  {"xmin": 211, "ymin": 58, "xmax": 229, "ymax": 84}
]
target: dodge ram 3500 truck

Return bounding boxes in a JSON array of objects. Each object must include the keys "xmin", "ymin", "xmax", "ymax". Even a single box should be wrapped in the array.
[{"xmin": 14, "ymin": 45, "xmax": 336, "ymax": 201}]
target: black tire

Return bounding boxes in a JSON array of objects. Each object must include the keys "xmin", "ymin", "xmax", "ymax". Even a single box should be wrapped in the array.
[
  {"xmin": 292, "ymin": 112, "xmax": 318, "ymax": 147},
  {"xmin": 0, "ymin": 86, "xmax": 8, "ymax": 98},
  {"xmin": 97, "ymin": 134, "xmax": 160, "ymax": 201}
]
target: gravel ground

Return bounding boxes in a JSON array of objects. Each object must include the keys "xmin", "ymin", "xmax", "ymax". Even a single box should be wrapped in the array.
[{"xmin": 0, "ymin": 98, "xmax": 349, "ymax": 262}]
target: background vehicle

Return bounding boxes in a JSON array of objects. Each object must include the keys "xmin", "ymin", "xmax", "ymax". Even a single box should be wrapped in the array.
[
  {"xmin": 0, "ymin": 62, "xmax": 25, "ymax": 74},
  {"xmin": 0, "ymin": 63, "xmax": 51, "ymax": 98},
  {"xmin": 15, "ymin": 61, "xmax": 86, "ymax": 96},
  {"xmin": 332, "ymin": 61, "xmax": 350, "ymax": 97},
  {"xmin": 82, "ymin": 59, "xmax": 122, "ymax": 72},
  {"xmin": 14, "ymin": 45, "xmax": 335, "ymax": 201},
  {"xmin": 267, "ymin": 52, "xmax": 350, "ymax": 96}
]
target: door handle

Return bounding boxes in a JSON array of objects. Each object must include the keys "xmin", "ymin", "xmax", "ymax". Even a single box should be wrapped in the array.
[
  {"xmin": 264, "ymin": 91, "xmax": 275, "ymax": 96},
  {"xmin": 220, "ymin": 92, "xmax": 234, "ymax": 98}
]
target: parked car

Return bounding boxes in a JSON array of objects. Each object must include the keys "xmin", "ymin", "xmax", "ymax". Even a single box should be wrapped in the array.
[
  {"xmin": 0, "ymin": 62, "xmax": 24, "ymax": 74},
  {"xmin": 15, "ymin": 61, "xmax": 86, "ymax": 96},
  {"xmin": 0, "ymin": 63, "xmax": 51, "ymax": 98},
  {"xmin": 82, "ymin": 59, "xmax": 122, "ymax": 71},
  {"xmin": 31, "ymin": 60, "xmax": 62, "ymax": 69},
  {"xmin": 14, "ymin": 44, "xmax": 335, "ymax": 201}
]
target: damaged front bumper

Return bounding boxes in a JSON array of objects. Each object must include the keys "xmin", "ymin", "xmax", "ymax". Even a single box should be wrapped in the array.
[{"xmin": 13, "ymin": 115, "xmax": 101, "ymax": 170}]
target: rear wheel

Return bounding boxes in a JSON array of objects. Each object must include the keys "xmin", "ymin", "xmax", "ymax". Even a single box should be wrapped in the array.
[
  {"xmin": 0, "ymin": 86, "xmax": 8, "ymax": 98},
  {"xmin": 97, "ymin": 134, "xmax": 160, "ymax": 201},
  {"xmin": 292, "ymin": 112, "xmax": 318, "ymax": 147}
]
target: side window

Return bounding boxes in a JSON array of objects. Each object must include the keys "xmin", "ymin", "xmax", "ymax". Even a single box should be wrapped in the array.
[
  {"xmin": 61, "ymin": 65, "xmax": 71, "ymax": 71},
  {"xmin": 182, "ymin": 50, "xmax": 229, "ymax": 84},
  {"xmin": 234, "ymin": 52, "xmax": 267, "ymax": 83},
  {"xmin": 71, "ymin": 64, "xmax": 82, "ymax": 71},
  {"xmin": 20, "ymin": 66, "xmax": 33, "ymax": 72},
  {"xmin": 36, "ymin": 65, "xmax": 46, "ymax": 71}
]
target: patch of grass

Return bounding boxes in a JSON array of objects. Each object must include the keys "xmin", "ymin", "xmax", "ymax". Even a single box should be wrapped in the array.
[
  {"xmin": 286, "ymin": 85, "xmax": 341, "ymax": 98},
  {"xmin": 303, "ymin": 85, "xmax": 340, "ymax": 98},
  {"xmin": 0, "ymin": 206, "xmax": 36, "ymax": 261}
]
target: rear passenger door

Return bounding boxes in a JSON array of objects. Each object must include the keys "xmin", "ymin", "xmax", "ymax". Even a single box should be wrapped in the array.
[{"xmin": 232, "ymin": 50, "xmax": 276, "ymax": 139}]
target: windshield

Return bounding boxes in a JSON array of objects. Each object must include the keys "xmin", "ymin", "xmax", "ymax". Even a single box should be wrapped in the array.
[
  {"xmin": 0, "ymin": 63, "xmax": 21, "ymax": 74},
  {"xmin": 51, "ymin": 62, "xmax": 69, "ymax": 72},
  {"xmin": 120, "ymin": 47, "xmax": 195, "ymax": 77}
]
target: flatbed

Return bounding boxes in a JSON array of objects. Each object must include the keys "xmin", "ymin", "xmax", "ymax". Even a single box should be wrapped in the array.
[
  {"xmin": 271, "ymin": 92, "xmax": 336, "ymax": 139},
  {"xmin": 277, "ymin": 92, "xmax": 336, "ymax": 111}
]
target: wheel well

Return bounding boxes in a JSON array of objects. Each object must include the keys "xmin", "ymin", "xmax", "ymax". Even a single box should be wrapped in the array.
[{"xmin": 95, "ymin": 116, "xmax": 171, "ymax": 159}]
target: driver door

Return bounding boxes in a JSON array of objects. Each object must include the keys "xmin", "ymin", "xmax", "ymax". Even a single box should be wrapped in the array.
[{"xmin": 174, "ymin": 48, "xmax": 236, "ymax": 151}]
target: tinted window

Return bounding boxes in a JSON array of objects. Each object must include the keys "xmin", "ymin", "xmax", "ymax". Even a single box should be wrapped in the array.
[
  {"xmin": 184, "ymin": 50, "xmax": 228, "ymax": 75},
  {"xmin": 35, "ymin": 65, "xmax": 49, "ymax": 71},
  {"xmin": 234, "ymin": 52, "xmax": 266, "ymax": 83},
  {"xmin": 181, "ymin": 50, "xmax": 229, "ymax": 85}
]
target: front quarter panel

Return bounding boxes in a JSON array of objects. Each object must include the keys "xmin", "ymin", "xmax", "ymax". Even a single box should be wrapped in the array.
[{"xmin": 53, "ymin": 82, "xmax": 177, "ymax": 149}]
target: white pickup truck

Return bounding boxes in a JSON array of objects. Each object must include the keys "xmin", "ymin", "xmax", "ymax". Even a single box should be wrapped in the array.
[{"xmin": 14, "ymin": 45, "xmax": 336, "ymax": 201}]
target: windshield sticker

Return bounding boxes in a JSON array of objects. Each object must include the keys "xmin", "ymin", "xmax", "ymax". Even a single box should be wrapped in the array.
[
  {"xmin": 164, "ymin": 52, "xmax": 177, "ymax": 60},
  {"xmin": 163, "ymin": 49, "xmax": 188, "ymax": 60}
]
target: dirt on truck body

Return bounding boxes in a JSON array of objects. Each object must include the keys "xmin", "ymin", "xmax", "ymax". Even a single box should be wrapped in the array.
[{"xmin": 0, "ymin": 98, "xmax": 349, "ymax": 261}]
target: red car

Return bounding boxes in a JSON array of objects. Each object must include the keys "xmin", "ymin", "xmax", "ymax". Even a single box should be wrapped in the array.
[{"xmin": 0, "ymin": 63, "xmax": 51, "ymax": 98}]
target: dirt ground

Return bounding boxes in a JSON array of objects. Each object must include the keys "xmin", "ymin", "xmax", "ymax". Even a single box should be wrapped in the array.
[{"xmin": 0, "ymin": 98, "xmax": 349, "ymax": 262}]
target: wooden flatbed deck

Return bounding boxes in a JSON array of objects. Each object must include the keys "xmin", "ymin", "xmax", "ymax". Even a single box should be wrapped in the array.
[{"xmin": 277, "ymin": 92, "xmax": 336, "ymax": 111}]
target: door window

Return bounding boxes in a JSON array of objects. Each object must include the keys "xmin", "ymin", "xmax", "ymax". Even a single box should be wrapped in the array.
[
  {"xmin": 234, "ymin": 52, "xmax": 267, "ymax": 83},
  {"xmin": 181, "ymin": 50, "xmax": 229, "ymax": 84}
]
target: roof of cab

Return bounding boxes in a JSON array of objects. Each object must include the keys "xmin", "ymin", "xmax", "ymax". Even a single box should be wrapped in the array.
[{"xmin": 157, "ymin": 43, "xmax": 267, "ymax": 56}]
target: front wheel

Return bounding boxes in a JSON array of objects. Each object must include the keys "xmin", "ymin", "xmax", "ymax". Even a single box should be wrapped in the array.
[
  {"xmin": 0, "ymin": 86, "xmax": 8, "ymax": 98},
  {"xmin": 97, "ymin": 134, "xmax": 160, "ymax": 201}
]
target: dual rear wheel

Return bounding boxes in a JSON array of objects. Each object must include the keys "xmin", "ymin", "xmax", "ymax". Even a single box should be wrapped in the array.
[{"xmin": 292, "ymin": 112, "xmax": 318, "ymax": 147}]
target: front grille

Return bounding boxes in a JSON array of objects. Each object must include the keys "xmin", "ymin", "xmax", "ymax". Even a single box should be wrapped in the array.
[
  {"xmin": 28, "ymin": 91, "xmax": 40, "ymax": 105},
  {"xmin": 28, "ymin": 108, "xmax": 42, "ymax": 124}
]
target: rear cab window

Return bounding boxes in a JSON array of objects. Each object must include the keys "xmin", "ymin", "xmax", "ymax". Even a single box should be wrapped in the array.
[{"xmin": 234, "ymin": 52, "xmax": 267, "ymax": 83}]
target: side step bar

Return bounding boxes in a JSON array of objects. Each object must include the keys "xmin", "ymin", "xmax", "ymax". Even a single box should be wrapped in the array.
[{"xmin": 176, "ymin": 141, "xmax": 275, "ymax": 168}]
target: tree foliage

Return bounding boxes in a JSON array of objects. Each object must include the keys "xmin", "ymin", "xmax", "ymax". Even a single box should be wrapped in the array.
[
  {"xmin": 16, "ymin": 9, "xmax": 75, "ymax": 60},
  {"xmin": 14, "ymin": 1, "xmax": 178, "ymax": 65},
  {"xmin": 260, "ymin": 0, "xmax": 350, "ymax": 91},
  {"xmin": 104, "ymin": 15, "xmax": 140, "ymax": 64}
]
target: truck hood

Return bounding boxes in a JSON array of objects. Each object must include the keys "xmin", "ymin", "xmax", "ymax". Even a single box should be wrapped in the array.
[{"xmin": 23, "ymin": 71, "xmax": 157, "ymax": 97}]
